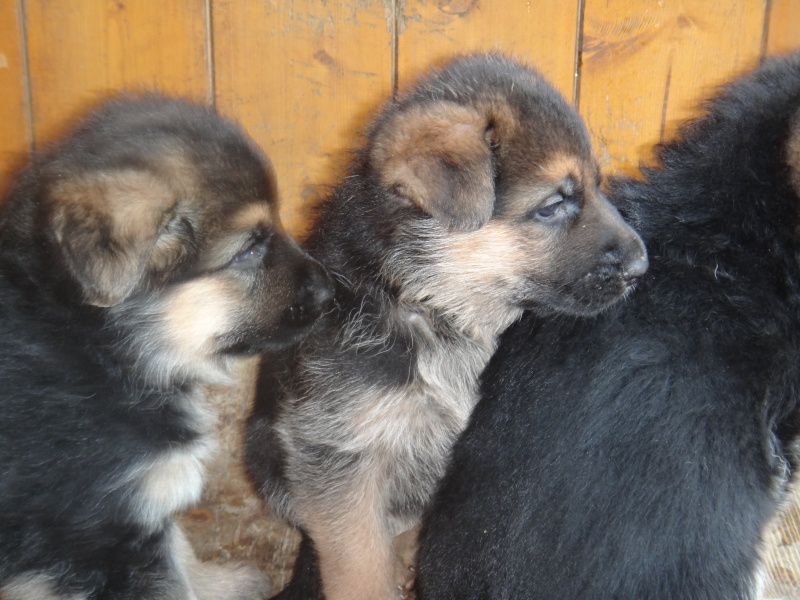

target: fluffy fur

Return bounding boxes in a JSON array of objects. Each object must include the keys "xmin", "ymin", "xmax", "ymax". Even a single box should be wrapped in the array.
[
  {"xmin": 245, "ymin": 53, "xmax": 647, "ymax": 600},
  {"xmin": 416, "ymin": 54, "xmax": 800, "ymax": 600},
  {"xmin": 0, "ymin": 95, "xmax": 332, "ymax": 599}
]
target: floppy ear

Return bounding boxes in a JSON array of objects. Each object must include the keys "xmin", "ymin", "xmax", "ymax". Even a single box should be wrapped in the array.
[
  {"xmin": 48, "ymin": 169, "xmax": 177, "ymax": 307},
  {"xmin": 370, "ymin": 102, "xmax": 495, "ymax": 232}
]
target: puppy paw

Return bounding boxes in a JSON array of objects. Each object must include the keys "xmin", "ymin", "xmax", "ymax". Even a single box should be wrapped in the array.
[
  {"xmin": 393, "ymin": 527, "xmax": 418, "ymax": 598},
  {"xmin": 396, "ymin": 565, "xmax": 415, "ymax": 599}
]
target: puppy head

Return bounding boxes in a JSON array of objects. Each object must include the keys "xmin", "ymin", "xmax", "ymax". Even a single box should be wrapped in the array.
[
  {"xmin": 373, "ymin": 54, "xmax": 646, "ymax": 328},
  {"xmin": 422, "ymin": 154, "xmax": 647, "ymax": 328},
  {"xmin": 27, "ymin": 95, "xmax": 332, "ymax": 384},
  {"xmin": 490, "ymin": 154, "xmax": 648, "ymax": 317},
  {"xmin": 155, "ymin": 202, "xmax": 333, "ymax": 367}
]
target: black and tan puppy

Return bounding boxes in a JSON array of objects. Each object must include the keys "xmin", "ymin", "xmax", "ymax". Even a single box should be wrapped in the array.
[
  {"xmin": 416, "ymin": 54, "xmax": 800, "ymax": 599},
  {"xmin": 245, "ymin": 53, "xmax": 648, "ymax": 600},
  {"xmin": 0, "ymin": 95, "xmax": 332, "ymax": 599}
]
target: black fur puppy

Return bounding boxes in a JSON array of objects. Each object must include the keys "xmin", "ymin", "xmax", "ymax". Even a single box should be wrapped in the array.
[
  {"xmin": 416, "ymin": 54, "xmax": 800, "ymax": 599},
  {"xmin": 0, "ymin": 96, "xmax": 332, "ymax": 599}
]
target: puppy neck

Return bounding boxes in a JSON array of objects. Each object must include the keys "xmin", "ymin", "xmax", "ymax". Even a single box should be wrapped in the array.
[
  {"xmin": 108, "ymin": 292, "xmax": 238, "ymax": 391},
  {"xmin": 381, "ymin": 220, "xmax": 524, "ymax": 346}
]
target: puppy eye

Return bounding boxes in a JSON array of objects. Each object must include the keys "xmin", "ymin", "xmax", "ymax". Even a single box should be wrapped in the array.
[
  {"xmin": 527, "ymin": 185, "xmax": 582, "ymax": 223},
  {"xmin": 536, "ymin": 196, "xmax": 566, "ymax": 219},
  {"xmin": 230, "ymin": 240, "xmax": 268, "ymax": 269},
  {"xmin": 530, "ymin": 194, "xmax": 578, "ymax": 223}
]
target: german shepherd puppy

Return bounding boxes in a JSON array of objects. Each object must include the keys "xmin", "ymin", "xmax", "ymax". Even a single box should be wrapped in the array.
[
  {"xmin": 416, "ymin": 54, "xmax": 800, "ymax": 600},
  {"xmin": 246, "ymin": 53, "xmax": 648, "ymax": 600},
  {"xmin": 0, "ymin": 95, "xmax": 332, "ymax": 600}
]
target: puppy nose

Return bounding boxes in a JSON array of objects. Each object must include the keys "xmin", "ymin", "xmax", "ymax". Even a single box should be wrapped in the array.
[
  {"xmin": 289, "ymin": 260, "xmax": 334, "ymax": 323},
  {"xmin": 624, "ymin": 254, "xmax": 649, "ymax": 280},
  {"xmin": 306, "ymin": 262, "xmax": 334, "ymax": 310}
]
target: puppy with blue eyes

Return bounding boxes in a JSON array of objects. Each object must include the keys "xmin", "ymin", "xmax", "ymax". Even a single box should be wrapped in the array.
[
  {"xmin": 0, "ymin": 95, "xmax": 332, "ymax": 600},
  {"xmin": 245, "ymin": 53, "xmax": 648, "ymax": 600}
]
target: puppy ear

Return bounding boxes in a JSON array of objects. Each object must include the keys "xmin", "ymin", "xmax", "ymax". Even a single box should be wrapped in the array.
[
  {"xmin": 49, "ymin": 170, "xmax": 177, "ymax": 307},
  {"xmin": 371, "ymin": 102, "xmax": 495, "ymax": 231}
]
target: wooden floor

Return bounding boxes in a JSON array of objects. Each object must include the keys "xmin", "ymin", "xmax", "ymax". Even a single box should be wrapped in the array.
[
  {"xmin": 764, "ymin": 495, "xmax": 800, "ymax": 598},
  {"xmin": 186, "ymin": 362, "xmax": 800, "ymax": 599}
]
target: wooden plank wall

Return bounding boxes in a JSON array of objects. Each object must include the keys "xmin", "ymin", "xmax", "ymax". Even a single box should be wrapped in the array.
[{"xmin": 1, "ymin": 0, "xmax": 798, "ymax": 236}]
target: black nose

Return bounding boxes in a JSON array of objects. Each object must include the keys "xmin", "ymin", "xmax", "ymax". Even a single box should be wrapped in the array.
[
  {"xmin": 623, "ymin": 254, "xmax": 649, "ymax": 281},
  {"xmin": 288, "ymin": 259, "xmax": 334, "ymax": 324}
]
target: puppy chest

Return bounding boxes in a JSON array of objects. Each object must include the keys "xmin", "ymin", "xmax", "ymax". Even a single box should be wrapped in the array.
[
  {"xmin": 375, "ymin": 385, "xmax": 476, "ymax": 527},
  {"xmin": 396, "ymin": 386, "xmax": 473, "ymax": 448},
  {"xmin": 332, "ymin": 357, "xmax": 479, "ymax": 449}
]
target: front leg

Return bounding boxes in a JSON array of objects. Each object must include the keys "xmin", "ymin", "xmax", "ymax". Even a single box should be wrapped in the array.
[
  {"xmin": 273, "ymin": 529, "xmax": 418, "ymax": 600},
  {"xmin": 301, "ymin": 494, "xmax": 400, "ymax": 600}
]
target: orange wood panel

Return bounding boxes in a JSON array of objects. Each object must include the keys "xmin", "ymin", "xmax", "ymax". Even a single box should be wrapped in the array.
[
  {"xmin": 767, "ymin": 0, "xmax": 800, "ymax": 56},
  {"xmin": 24, "ymin": 0, "xmax": 210, "ymax": 145},
  {"xmin": 579, "ymin": 0, "xmax": 766, "ymax": 175},
  {"xmin": 398, "ymin": 0, "xmax": 580, "ymax": 100},
  {"xmin": 212, "ymin": 0, "xmax": 394, "ymax": 235},
  {"xmin": 0, "ymin": 0, "xmax": 31, "ymax": 195}
]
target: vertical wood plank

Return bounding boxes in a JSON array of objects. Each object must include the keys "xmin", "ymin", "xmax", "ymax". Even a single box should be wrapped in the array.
[
  {"xmin": 25, "ymin": 0, "xmax": 209, "ymax": 145},
  {"xmin": 766, "ymin": 0, "xmax": 800, "ymax": 56},
  {"xmin": 398, "ymin": 0, "xmax": 580, "ymax": 100},
  {"xmin": 212, "ymin": 0, "xmax": 394, "ymax": 235},
  {"xmin": 578, "ymin": 0, "xmax": 766, "ymax": 175},
  {"xmin": 0, "ymin": 0, "xmax": 31, "ymax": 194}
]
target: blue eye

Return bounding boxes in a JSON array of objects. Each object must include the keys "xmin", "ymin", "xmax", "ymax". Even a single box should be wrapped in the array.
[
  {"xmin": 531, "ymin": 192, "xmax": 580, "ymax": 222},
  {"xmin": 536, "ymin": 197, "xmax": 565, "ymax": 219},
  {"xmin": 231, "ymin": 240, "xmax": 267, "ymax": 269}
]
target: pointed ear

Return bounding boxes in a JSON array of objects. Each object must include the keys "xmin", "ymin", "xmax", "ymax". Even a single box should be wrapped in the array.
[
  {"xmin": 48, "ymin": 170, "xmax": 176, "ymax": 307},
  {"xmin": 371, "ymin": 102, "xmax": 495, "ymax": 232}
]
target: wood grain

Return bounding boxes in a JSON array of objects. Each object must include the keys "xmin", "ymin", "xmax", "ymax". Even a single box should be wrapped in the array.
[
  {"xmin": 578, "ymin": 0, "xmax": 766, "ymax": 175},
  {"xmin": 398, "ymin": 0, "xmax": 580, "ymax": 100},
  {"xmin": 24, "ymin": 0, "xmax": 210, "ymax": 146},
  {"xmin": 766, "ymin": 0, "xmax": 800, "ymax": 56},
  {"xmin": 0, "ymin": 0, "xmax": 31, "ymax": 195},
  {"xmin": 212, "ymin": 0, "xmax": 394, "ymax": 235}
]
